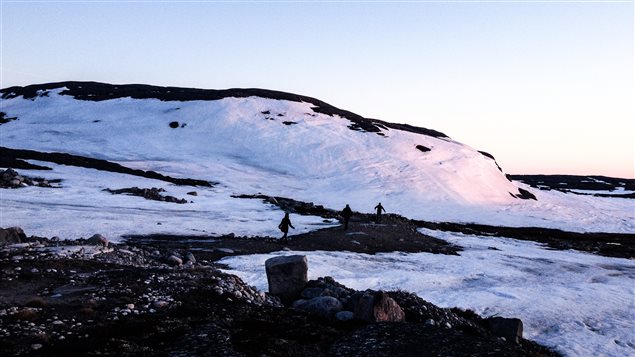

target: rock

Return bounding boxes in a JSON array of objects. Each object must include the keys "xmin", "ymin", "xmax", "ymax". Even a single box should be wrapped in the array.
[
  {"xmin": 185, "ymin": 252, "xmax": 196, "ymax": 264},
  {"xmin": 425, "ymin": 318, "xmax": 436, "ymax": 326},
  {"xmin": 294, "ymin": 296, "xmax": 343, "ymax": 318},
  {"xmin": 0, "ymin": 227, "xmax": 26, "ymax": 246},
  {"xmin": 166, "ymin": 255, "xmax": 183, "ymax": 266},
  {"xmin": 487, "ymin": 317, "xmax": 523, "ymax": 344},
  {"xmin": 215, "ymin": 248, "xmax": 234, "ymax": 254},
  {"xmin": 87, "ymin": 234, "xmax": 108, "ymax": 248},
  {"xmin": 264, "ymin": 255, "xmax": 308, "ymax": 305},
  {"xmin": 187, "ymin": 191, "xmax": 198, "ymax": 196},
  {"xmin": 335, "ymin": 310, "xmax": 354, "ymax": 321},
  {"xmin": 300, "ymin": 287, "xmax": 323, "ymax": 299},
  {"xmin": 354, "ymin": 290, "xmax": 405, "ymax": 322},
  {"xmin": 153, "ymin": 300, "xmax": 169, "ymax": 309}
]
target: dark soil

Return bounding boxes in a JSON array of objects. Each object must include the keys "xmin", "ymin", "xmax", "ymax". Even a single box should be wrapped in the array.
[{"xmin": 0, "ymin": 236, "xmax": 557, "ymax": 357}]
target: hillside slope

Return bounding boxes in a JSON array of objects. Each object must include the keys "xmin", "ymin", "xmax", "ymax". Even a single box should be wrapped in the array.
[{"xmin": 1, "ymin": 82, "xmax": 633, "ymax": 238}]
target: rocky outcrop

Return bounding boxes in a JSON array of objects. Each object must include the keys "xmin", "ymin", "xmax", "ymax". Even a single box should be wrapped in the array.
[
  {"xmin": 265, "ymin": 255, "xmax": 308, "ymax": 305},
  {"xmin": 0, "ymin": 146, "xmax": 214, "ymax": 187},
  {"xmin": 103, "ymin": 187, "xmax": 188, "ymax": 204},
  {"xmin": 0, "ymin": 227, "xmax": 26, "ymax": 246},
  {"xmin": 0, "ymin": 168, "xmax": 55, "ymax": 188},
  {"xmin": 353, "ymin": 290, "xmax": 405, "ymax": 322},
  {"xmin": 487, "ymin": 316, "xmax": 524, "ymax": 344},
  {"xmin": 86, "ymin": 234, "xmax": 109, "ymax": 248}
]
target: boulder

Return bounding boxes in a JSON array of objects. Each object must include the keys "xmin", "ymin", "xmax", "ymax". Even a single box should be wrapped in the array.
[
  {"xmin": 300, "ymin": 287, "xmax": 324, "ymax": 299},
  {"xmin": 353, "ymin": 290, "xmax": 405, "ymax": 322},
  {"xmin": 87, "ymin": 234, "xmax": 109, "ymax": 248},
  {"xmin": 265, "ymin": 255, "xmax": 308, "ymax": 305},
  {"xmin": 0, "ymin": 227, "xmax": 26, "ymax": 245},
  {"xmin": 294, "ymin": 296, "xmax": 343, "ymax": 318},
  {"xmin": 166, "ymin": 255, "xmax": 183, "ymax": 266},
  {"xmin": 185, "ymin": 252, "xmax": 196, "ymax": 264},
  {"xmin": 487, "ymin": 317, "xmax": 523, "ymax": 344},
  {"xmin": 335, "ymin": 310, "xmax": 354, "ymax": 321}
]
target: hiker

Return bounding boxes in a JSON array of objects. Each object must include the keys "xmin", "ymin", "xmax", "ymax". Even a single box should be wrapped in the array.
[
  {"xmin": 278, "ymin": 212, "xmax": 295, "ymax": 243},
  {"xmin": 341, "ymin": 204, "xmax": 353, "ymax": 230},
  {"xmin": 374, "ymin": 202, "xmax": 386, "ymax": 223}
]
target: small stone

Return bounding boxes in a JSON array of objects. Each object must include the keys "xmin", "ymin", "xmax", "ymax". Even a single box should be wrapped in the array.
[
  {"xmin": 31, "ymin": 343, "xmax": 43, "ymax": 350},
  {"xmin": 126, "ymin": 304, "xmax": 135, "ymax": 310},
  {"xmin": 425, "ymin": 319, "xmax": 435, "ymax": 326},
  {"xmin": 153, "ymin": 300, "xmax": 169, "ymax": 309},
  {"xmin": 166, "ymin": 255, "xmax": 182, "ymax": 266},
  {"xmin": 335, "ymin": 311, "xmax": 354, "ymax": 321}
]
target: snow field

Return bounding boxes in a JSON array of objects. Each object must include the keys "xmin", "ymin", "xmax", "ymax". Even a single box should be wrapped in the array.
[
  {"xmin": 1, "ymin": 89, "xmax": 633, "ymax": 234},
  {"xmin": 220, "ymin": 229, "xmax": 635, "ymax": 357}
]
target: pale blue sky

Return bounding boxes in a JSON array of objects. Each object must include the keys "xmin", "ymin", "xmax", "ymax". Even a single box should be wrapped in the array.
[{"xmin": 1, "ymin": 1, "xmax": 633, "ymax": 178}]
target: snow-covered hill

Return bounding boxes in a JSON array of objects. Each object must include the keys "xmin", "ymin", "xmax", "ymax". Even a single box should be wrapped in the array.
[{"xmin": 1, "ymin": 82, "xmax": 633, "ymax": 239}]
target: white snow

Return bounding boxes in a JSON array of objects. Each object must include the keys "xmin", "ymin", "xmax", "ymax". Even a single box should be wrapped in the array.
[
  {"xmin": 219, "ymin": 229, "xmax": 635, "ymax": 357},
  {"xmin": 0, "ymin": 162, "xmax": 335, "ymax": 242},
  {"xmin": 0, "ymin": 88, "xmax": 633, "ymax": 239}
]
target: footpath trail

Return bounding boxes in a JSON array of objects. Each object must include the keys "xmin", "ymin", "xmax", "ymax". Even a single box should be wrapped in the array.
[{"xmin": 126, "ymin": 214, "xmax": 460, "ymax": 264}]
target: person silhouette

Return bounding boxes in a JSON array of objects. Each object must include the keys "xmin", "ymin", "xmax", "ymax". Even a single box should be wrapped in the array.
[
  {"xmin": 278, "ymin": 212, "xmax": 295, "ymax": 243},
  {"xmin": 341, "ymin": 204, "xmax": 353, "ymax": 230},
  {"xmin": 374, "ymin": 202, "xmax": 386, "ymax": 223}
]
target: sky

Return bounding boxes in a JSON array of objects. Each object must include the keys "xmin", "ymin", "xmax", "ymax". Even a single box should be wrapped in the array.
[{"xmin": 1, "ymin": 1, "xmax": 633, "ymax": 178}]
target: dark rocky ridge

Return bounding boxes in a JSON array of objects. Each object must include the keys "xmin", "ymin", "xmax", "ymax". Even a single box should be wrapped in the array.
[
  {"xmin": 511, "ymin": 174, "xmax": 635, "ymax": 199},
  {"xmin": 1, "ymin": 81, "xmax": 449, "ymax": 138},
  {"xmin": 0, "ymin": 147, "xmax": 213, "ymax": 187},
  {"xmin": 416, "ymin": 220, "xmax": 635, "ymax": 259}
]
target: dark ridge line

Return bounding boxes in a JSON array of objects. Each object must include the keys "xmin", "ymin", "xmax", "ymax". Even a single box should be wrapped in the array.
[
  {"xmin": 0, "ymin": 147, "xmax": 214, "ymax": 187},
  {"xmin": 415, "ymin": 220, "xmax": 635, "ymax": 259},
  {"xmin": 1, "ymin": 81, "xmax": 449, "ymax": 138},
  {"xmin": 510, "ymin": 174, "xmax": 635, "ymax": 192}
]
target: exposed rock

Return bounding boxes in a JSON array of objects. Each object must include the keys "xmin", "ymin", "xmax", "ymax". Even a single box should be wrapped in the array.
[
  {"xmin": 487, "ymin": 317, "xmax": 523, "ymax": 344},
  {"xmin": 353, "ymin": 290, "xmax": 405, "ymax": 322},
  {"xmin": 415, "ymin": 145, "xmax": 431, "ymax": 153},
  {"xmin": 0, "ymin": 227, "xmax": 26, "ymax": 245},
  {"xmin": 300, "ymin": 287, "xmax": 324, "ymax": 299},
  {"xmin": 515, "ymin": 188, "xmax": 537, "ymax": 200},
  {"xmin": 104, "ymin": 187, "xmax": 188, "ymax": 204},
  {"xmin": 265, "ymin": 255, "xmax": 308, "ymax": 305},
  {"xmin": 166, "ymin": 255, "xmax": 183, "ymax": 266},
  {"xmin": 185, "ymin": 252, "xmax": 196, "ymax": 264},
  {"xmin": 0, "ymin": 168, "xmax": 54, "ymax": 188},
  {"xmin": 86, "ymin": 234, "xmax": 109, "ymax": 248},
  {"xmin": 293, "ymin": 296, "xmax": 343, "ymax": 318},
  {"xmin": 373, "ymin": 291, "xmax": 406, "ymax": 322},
  {"xmin": 335, "ymin": 310, "xmax": 354, "ymax": 321}
]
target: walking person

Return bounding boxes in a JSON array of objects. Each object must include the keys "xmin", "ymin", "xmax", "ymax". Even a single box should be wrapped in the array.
[
  {"xmin": 341, "ymin": 204, "xmax": 353, "ymax": 230},
  {"xmin": 278, "ymin": 212, "xmax": 295, "ymax": 243},
  {"xmin": 374, "ymin": 202, "xmax": 386, "ymax": 223}
]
